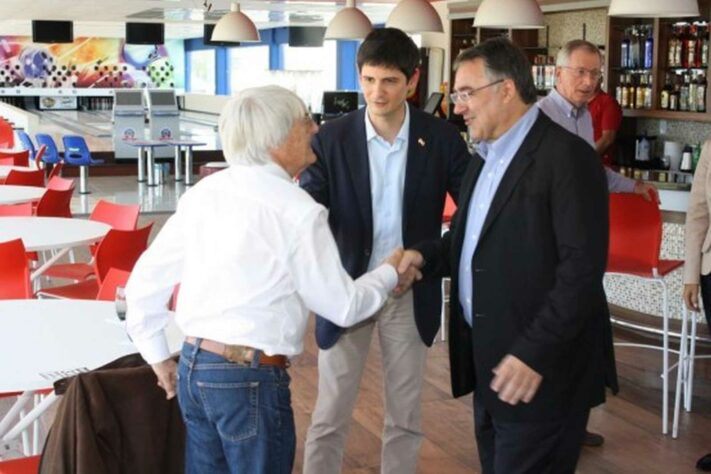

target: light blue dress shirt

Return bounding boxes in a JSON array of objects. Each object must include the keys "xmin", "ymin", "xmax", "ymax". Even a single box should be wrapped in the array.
[
  {"xmin": 365, "ymin": 105, "xmax": 409, "ymax": 271},
  {"xmin": 537, "ymin": 88, "xmax": 635, "ymax": 193},
  {"xmin": 458, "ymin": 105, "xmax": 539, "ymax": 326}
]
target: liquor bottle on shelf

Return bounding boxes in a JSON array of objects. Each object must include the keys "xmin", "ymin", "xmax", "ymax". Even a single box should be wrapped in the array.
[
  {"xmin": 668, "ymin": 25, "xmax": 679, "ymax": 67},
  {"xmin": 695, "ymin": 23, "xmax": 704, "ymax": 68},
  {"xmin": 660, "ymin": 74, "xmax": 672, "ymax": 109},
  {"xmin": 621, "ymin": 74, "xmax": 630, "ymax": 108},
  {"xmin": 644, "ymin": 25, "xmax": 654, "ymax": 69},
  {"xmin": 635, "ymin": 75, "xmax": 646, "ymax": 109},
  {"xmin": 544, "ymin": 58, "xmax": 556, "ymax": 90},
  {"xmin": 690, "ymin": 72, "xmax": 699, "ymax": 112},
  {"xmin": 702, "ymin": 24, "xmax": 710, "ymax": 68},
  {"xmin": 688, "ymin": 24, "xmax": 699, "ymax": 68},
  {"xmin": 680, "ymin": 74, "xmax": 690, "ymax": 111},
  {"xmin": 697, "ymin": 73, "xmax": 707, "ymax": 112},
  {"xmin": 616, "ymin": 74, "xmax": 624, "ymax": 105},
  {"xmin": 675, "ymin": 25, "xmax": 684, "ymax": 67},
  {"xmin": 644, "ymin": 75, "xmax": 653, "ymax": 109},
  {"xmin": 670, "ymin": 75, "xmax": 680, "ymax": 110},
  {"xmin": 631, "ymin": 27, "xmax": 642, "ymax": 69},
  {"xmin": 621, "ymin": 28, "xmax": 631, "ymax": 68}
]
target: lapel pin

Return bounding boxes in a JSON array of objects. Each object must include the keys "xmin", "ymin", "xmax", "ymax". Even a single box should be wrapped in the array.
[{"xmin": 418, "ymin": 138, "xmax": 425, "ymax": 147}]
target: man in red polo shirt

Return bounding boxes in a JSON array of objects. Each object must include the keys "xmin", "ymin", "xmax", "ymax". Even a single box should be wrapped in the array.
[{"xmin": 588, "ymin": 82, "xmax": 623, "ymax": 166}]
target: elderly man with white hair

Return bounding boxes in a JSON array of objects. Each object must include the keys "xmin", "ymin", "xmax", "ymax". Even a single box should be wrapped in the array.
[{"xmin": 125, "ymin": 85, "xmax": 407, "ymax": 474}]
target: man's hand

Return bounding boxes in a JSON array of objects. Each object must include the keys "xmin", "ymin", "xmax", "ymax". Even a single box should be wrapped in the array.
[
  {"xmin": 683, "ymin": 283, "xmax": 701, "ymax": 312},
  {"xmin": 490, "ymin": 354, "xmax": 542, "ymax": 405},
  {"xmin": 151, "ymin": 359, "xmax": 178, "ymax": 400},
  {"xmin": 393, "ymin": 249, "xmax": 424, "ymax": 297},
  {"xmin": 634, "ymin": 181, "xmax": 660, "ymax": 204}
]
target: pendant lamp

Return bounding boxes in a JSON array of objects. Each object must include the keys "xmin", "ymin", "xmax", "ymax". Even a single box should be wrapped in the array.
[
  {"xmin": 386, "ymin": 0, "xmax": 444, "ymax": 33},
  {"xmin": 608, "ymin": 0, "xmax": 699, "ymax": 17},
  {"xmin": 473, "ymin": 0, "xmax": 544, "ymax": 29},
  {"xmin": 325, "ymin": 0, "xmax": 373, "ymax": 40},
  {"xmin": 211, "ymin": 2, "xmax": 260, "ymax": 43}
]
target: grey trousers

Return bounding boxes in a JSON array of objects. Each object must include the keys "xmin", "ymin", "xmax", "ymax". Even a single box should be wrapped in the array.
[{"xmin": 303, "ymin": 293, "xmax": 428, "ymax": 474}]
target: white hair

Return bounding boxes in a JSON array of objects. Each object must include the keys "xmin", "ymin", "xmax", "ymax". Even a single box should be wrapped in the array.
[
  {"xmin": 556, "ymin": 39, "xmax": 601, "ymax": 67},
  {"xmin": 218, "ymin": 85, "xmax": 308, "ymax": 166}
]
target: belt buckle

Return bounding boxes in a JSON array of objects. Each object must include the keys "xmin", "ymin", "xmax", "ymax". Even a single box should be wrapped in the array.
[{"xmin": 222, "ymin": 344, "xmax": 252, "ymax": 365}]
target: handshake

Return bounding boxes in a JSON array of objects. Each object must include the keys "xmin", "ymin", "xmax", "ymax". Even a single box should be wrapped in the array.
[{"xmin": 384, "ymin": 248, "xmax": 425, "ymax": 297}]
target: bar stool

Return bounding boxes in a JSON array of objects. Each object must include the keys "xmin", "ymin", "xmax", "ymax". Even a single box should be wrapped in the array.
[{"xmin": 62, "ymin": 135, "xmax": 104, "ymax": 194}]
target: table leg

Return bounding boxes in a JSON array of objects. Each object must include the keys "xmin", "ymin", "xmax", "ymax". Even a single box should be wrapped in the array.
[
  {"xmin": 31, "ymin": 247, "xmax": 70, "ymax": 281},
  {"xmin": 2, "ymin": 392, "xmax": 58, "ymax": 442},
  {"xmin": 174, "ymin": 145, "xmax": 183, "ymax": 182},
  {"xmin": 137, "ymin": 146, "xmax": 146, "ymax": 183},
  {"xmin": 185, "ymin": 146, "xmax": 194, "ymax": 186},
  {"xmin": 147, "ymin": 147, "xmax": 156, "ymax": 187},
  {"xmin": 79, "ymin": 166, "xmax": 90, "ymax": 194}
]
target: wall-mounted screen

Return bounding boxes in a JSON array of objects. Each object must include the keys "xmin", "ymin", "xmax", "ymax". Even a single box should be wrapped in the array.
[
  {"xmin": 126, "ymin": 22, "xmax": 165, "ymax": 45},
  {"xmin": 32, "ymin": 21, "xmax": 74, "ymax": 44}
]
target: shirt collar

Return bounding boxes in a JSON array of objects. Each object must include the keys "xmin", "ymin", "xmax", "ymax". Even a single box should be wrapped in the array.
[
  {"xmin": 478, "ymin": 105, "xmax": 539, "ymax": 161},
  {"xmin": 365, "ymin": 103, "xmax": 410, "ymax": 144},
  {"xmin": 549, "ymin": 87, "xmax": 587, "ymax": 119},
  {"xmin": 230, "ymin": 159, "xmax": 293, "ymax": 182}
]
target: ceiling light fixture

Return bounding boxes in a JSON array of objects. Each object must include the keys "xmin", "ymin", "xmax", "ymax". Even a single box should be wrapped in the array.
[
  {"xmin": 473, "ymin": 0, "xmax": 544, "ymax": 29},
  {"xmin": 608, "ymin": 0, "xmax": 699, "ymax": 17},
  {"xmin": 211, "ymin": 1, "xmax": 260, "ymax": 43},
  {"xmin": 325, "ymin": 0, "xmax": 373, "ymax": 40},
  {"xmin": 386, "ymin": 0, "xmax": 444, "ymax": 34}
]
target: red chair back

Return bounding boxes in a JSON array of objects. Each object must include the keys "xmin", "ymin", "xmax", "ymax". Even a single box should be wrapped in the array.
[
  {"xmin": 94, "ymin": 224, "xmax": 153, "ymax": 283},
  {"xmin": 0, "ymin": 239, "xmax": 31, "ymax": 299},
  {"xmin": 47, "ymin": 162, "xmax": 63, "ymax": 181},
  {"xmin": 46, "ymin": 175, "xmax": 73, "ymax": 191},
  {"xmin": 34, "ymin": 144, "xmax": 47, "ymax": 169},
  {"xmin": 36, "ymin": 187, "xmax": 74, "ymax": 218},
  {"xmin": 607, "ymin": 194, "xmax": 661, "ymax": 271},
  {"xmin": 4, "ymin": 169, "xmax": 45, "ymax": 187},
  {"xmin": 90, "ymin": 200, "xmax": 140, "ymax": 230},
  {"xmin": 0, "ymin": 150, "xmax": 30, "ymax": 167},
  {"xmin": 442, "ymin": 193, "xmax": 457, "ymax": 224},
  {"xmin": 96, "ymin": 268, "xmax": 132, "ymax": 301},
  {"xmin": 0, "ymin": 118, "xmax": 13, "ymax": 149},
  {"xmin": 0, "ymin": 454, "xmax": 41, "ymax": 474},
  {"xmin": 0, "ymin": 202, "xmax": 33, "ymax": 216}
]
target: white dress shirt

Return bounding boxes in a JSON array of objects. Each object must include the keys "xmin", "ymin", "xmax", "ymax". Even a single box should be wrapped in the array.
[
  {"xmin": 365, "ymin": 105, "xmax": 409, "ymax": 271},
  {"xmin": 126, "ymin": 161, "xmax": 398, "ymax": 364}
]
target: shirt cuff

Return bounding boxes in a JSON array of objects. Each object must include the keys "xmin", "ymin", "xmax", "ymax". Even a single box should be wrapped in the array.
[
  {"xmin": 132, "ymin": 332, "xmax": 172, "ymax": 365},
  {"xmin": 375, "ymin": 263, "xmax": 399, "ymax": 292}
]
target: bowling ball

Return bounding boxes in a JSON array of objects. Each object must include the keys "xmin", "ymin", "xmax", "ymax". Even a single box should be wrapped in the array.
[{"xmin": 19, "ymin": 47, "xmax": 54, "ymax": 80}]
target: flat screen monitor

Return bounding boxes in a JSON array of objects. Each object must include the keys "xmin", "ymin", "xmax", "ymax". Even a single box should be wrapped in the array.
[
  {"xmin": 322, "ymin": 91, "xmax": 359, "ymax": 116},
  {"xmin": 149, "ymin": 90, "xmax": 176, "ymax": 107},
  {"xmin": 423, "ymin": 92, "xmax": 444, "ymax": 115},
  {"xmin": 114, "ymin": 91, "xmax": 144, "ymax": 107},
  {"xmin": 288, "ymin": 27, "xmax": 326, "ymax": 47},
  {"xmin": 204, "ymin": 24, "xmax": 240, "ymax": 47},
  {"xmin": 32, "ymin": 21, "xmax": 73, "ymax": 44},
  {"xmin": 125, "ymin": 22, "xmax": 165, "ymax": 45}
]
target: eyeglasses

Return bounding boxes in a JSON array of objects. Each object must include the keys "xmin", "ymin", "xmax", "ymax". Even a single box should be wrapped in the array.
[
  {"xmin": 561, "ymin": 66, "xmax": 603, "ymax": 81},
  {"xmin": 449, "ymin": 79, "xmax": 504, "ymax": 104}
]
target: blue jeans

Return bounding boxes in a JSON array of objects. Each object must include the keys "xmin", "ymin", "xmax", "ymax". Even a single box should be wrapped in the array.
[{"xmin": 177, "ymin": 340, "xmax": 295, "ymax": 474}]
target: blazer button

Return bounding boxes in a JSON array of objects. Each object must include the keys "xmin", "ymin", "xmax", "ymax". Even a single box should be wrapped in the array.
[
  {"xmin": 474, "ymin": 268, "xmax": 485, "ymax": 273},
  {"xmin": 475, "ymin": 313, "xmax": 486, "ymax": 318},
  {"xmin": 365, "ymin": 249, "xmax": 371, "ymax": 257}
]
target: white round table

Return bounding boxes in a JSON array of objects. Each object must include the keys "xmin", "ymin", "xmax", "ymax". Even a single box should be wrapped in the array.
[
  {"xmin": 0, "ymin": 165, "xmax": 34, "ymax": 179},
  {"xmin": 0, "ymin": 185, "xmax": 45, "ymax": 205},
  {"xmin": 0, "ymin": 217, "xmax": 111, "ymax": 280},
  {"xmin": 0, "ymin": 299, "xmax": 184, "ymax": 442}
]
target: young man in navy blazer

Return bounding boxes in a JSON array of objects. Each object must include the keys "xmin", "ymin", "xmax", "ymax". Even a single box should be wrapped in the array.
[{"xmin": 300, "ymin": 28, "xmax": 471, "ymax": 473}]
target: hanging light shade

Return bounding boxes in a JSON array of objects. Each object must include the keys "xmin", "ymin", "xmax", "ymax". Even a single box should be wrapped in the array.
[
  {"xmin": 608, "ymin": 0, "xmax": 699, "ymax": 17},
  {"xmin": 325, "ymin": 0, "xmax": 373, "ymax": 40},
  {"xmin": 211, "ymin": 2, "xmax": 260, "ymax": 43},
  {"xmin": 473, "ymin": 0, "xmax": 544, "ymax": 29},
  {"xmin": 386, "ymin": 0, "xmax": 444, "ymax": 33}
]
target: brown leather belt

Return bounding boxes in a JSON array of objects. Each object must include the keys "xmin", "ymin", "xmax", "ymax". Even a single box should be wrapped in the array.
[{"xmin": 185, "ymin": 337, "xmax": 289, "ymax": 368}]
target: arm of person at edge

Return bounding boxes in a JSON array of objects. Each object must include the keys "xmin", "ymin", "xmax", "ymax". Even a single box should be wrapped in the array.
[
  {"xmin": 594, "ymin": 129, "xmax": 617, "ymax": 156},
  {"xmin": 683, "ymin": 141, "xmax": 711, "ymax": 312}
]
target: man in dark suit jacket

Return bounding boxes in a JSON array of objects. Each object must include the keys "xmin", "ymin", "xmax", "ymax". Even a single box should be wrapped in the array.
[
  {"xmin": 300, "ymin": 28, "xmax": 470, "ymax": 473},
  {"xmin": 398, "ymin": 38, "xmax": 613, "ymax": 473}
]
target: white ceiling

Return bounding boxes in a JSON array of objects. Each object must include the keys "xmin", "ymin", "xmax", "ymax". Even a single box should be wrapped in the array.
[{"xmin": 0, "ymin": 0, "xmax": 420, "ymax": 40}]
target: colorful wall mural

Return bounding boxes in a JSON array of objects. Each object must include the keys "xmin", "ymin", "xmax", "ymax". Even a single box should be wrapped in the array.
[{"xmin": 0, "ymin": 37, "xmax": 185, "ymax": 89}]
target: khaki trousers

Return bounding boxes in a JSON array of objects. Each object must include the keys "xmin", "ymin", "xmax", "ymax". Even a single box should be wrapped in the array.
[{"xmin": 304, "ymin": 293, "xmax": 428, "ymax": 474}]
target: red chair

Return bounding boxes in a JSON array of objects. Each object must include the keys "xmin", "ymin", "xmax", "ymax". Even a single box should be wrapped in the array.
[
  {"xmin": 0, "ymin": 455, "xmax": 41, "ymax": 474},
  {"xmin": 42, "ymin": 201, "xmax": 141, "ymax": 281},
  {"xmin": 96, "ymin": 268, "xmax": 132, "ymax": 301},
  {"xmin": 35, "ymin": 187, "xmax": 74, "ymax": 218},
  {"xmin": 0, "ymin": 239, "xmax": 32, "ymax": 299},
  {"xmin": 442, "ymin": 192, "xmax": 457, "ymax": 225},
  {"xmin": 0, "ymin": 117, "xmax": 14, "ymax": 149},
  {"xmin": 0, "ymin": 202, "xmax": 33, "ymax": 216},
  {"xmin": 37, "ymin": 224, "xmax": 153, "ymax": 300},
  {"xmin": 606, "ymin": 194, "xmax": 684, "ymax": 436},
  {"xmin": 33, "ymin": 144, "xmax": 47, "ymax": 170},
  {"xmin": 4, "ymin": 169, "xmax": 45, "ymax": 187},
  {"xmin": 46, "ymin": 175, "xmax": 73, "ymax": 191},
  {"xmin": 47, "ymin": 162, "xmax": 63, "ymax": 181},
  {"xmin": 0, "ymin": 150, "xmax": 30, "ymax": 167}
]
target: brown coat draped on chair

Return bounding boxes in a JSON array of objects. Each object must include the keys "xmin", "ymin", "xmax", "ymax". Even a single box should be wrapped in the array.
[{"xmin": 39, "ymin": 353, "xmax": 185, "ymax": 474}]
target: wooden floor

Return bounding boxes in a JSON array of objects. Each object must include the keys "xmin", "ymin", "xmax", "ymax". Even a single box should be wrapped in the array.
[{"xmin": 289, "ymin": 317, "xmax": 711, "ymax": 474}]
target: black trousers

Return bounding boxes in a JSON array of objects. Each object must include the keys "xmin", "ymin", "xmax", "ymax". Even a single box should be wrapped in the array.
[
  {"xmin": 698, "ymin": 273, "xmax": 711, "ymax": 333},
  {"xmin": 473, "ymin": 395, "xmax": 588, "ymax": 474}
]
